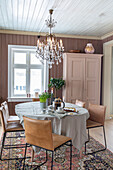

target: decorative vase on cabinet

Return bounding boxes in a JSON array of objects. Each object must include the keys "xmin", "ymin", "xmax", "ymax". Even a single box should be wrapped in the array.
[{"xmin": 85, "ymin": 43, "xmax": 95, "ymax": 54}]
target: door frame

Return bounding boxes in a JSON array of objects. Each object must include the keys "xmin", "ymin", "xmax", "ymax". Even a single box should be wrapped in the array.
[{"xmin": 103, "ymin": 40, "xmax": 113, "ymax": 118}]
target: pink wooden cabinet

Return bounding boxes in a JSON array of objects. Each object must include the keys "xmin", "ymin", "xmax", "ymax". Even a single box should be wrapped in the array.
[{"xmin": 63, "ymin": 53, "xmax": 103, "ymax": 108}]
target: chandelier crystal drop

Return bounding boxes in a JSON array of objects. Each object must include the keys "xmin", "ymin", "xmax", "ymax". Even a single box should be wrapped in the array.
[{"xmin": 36, "ymin": 9, "xmax": 64, "ymax": 69}]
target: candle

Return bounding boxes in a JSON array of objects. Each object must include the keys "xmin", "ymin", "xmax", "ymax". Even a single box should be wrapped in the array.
[
  {"xmin": 63, "ymin": 96, "xmax": 65, "ymax": 102},
  {"xmin": 51, "ymin": 88, "xmax": 53, "ymax": 94},
  {"xmin": 37, "ymin": 39, "xmax": 39, "ymax": 46},
  {"xmin": 60, "ymin": 39, "xmax": 63, "ymax": 47},
  {"xmin": 51, "ymin": 88, "xmax": 53, "ymax": 105},
  {"xmin": 53, "ymin": 101, "xmax": 55, "ymax": 108}
]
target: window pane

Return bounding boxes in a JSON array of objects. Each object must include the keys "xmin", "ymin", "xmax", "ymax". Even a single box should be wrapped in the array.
[
  {"xmin": 14, "ymin": 52, "xmax": 26, "ymax": 64},
  {"xmin": 30, "ymin": 53, "xmax": 41, "ymax": 64},
  {"xmin": 30, "ymin": 69, "xmax": 42, "ymax": 94},
  {"xmin": 14, "ymin": 69, "xmax": 26, "ymax": 95}
]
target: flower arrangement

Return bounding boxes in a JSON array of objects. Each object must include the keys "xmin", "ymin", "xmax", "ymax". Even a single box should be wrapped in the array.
[{"xmin": 39, "ymin": 91, "xmax": 51, "ymax": 103}]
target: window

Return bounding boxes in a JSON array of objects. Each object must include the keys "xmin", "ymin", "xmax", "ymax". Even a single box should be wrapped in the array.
[{"xmin": 8, "ymin": 45, "xmax": 48, "ymax": 102}]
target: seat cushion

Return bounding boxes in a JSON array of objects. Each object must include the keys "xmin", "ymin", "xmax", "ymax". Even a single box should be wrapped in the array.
[
  {"xmin": 53, "ymin": 133, "xmax": 72, "ymax": 150},
  {"xmin": 7, "ymin": 115, "xmax": 20, "ymax": 123},
  {"xmin": 87, "ymin": 119, "xmax": 102, "ymax": 128},
  {"xmin": 6, "ymin": 122, "xmax": 24, "ymax": 132}
]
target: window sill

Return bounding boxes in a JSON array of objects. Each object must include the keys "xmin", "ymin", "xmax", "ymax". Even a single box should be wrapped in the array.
[{"xmin": 8, "ymin": 97, "xmax": 39, "ymax": 102}]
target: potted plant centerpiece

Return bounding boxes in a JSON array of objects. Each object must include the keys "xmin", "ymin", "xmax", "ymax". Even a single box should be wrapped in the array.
[
  {"xmin": 39, "ymin": 91, "xmax": 51, "ymax": 110},
  {"xmin": 48, "ymin": 77, "xmax": 65, "ymax": 100}
]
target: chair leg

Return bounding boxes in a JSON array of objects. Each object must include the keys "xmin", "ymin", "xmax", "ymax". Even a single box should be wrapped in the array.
[
  {"xmin": 31, "ymin": 148, "xmax": 35, "ymax": 162},
  {"xmin": 46, "ymin": 150, "xmax": 48, "ymax": 162},
  {"xmin": 23, "ymin": 143, "xmax": 27, "ymax": 170},
  {"xmin": 31, "ymin": 148, "xmax": 48, "ymax": 170},
  {"xmin": 88, "ymin": 128, "xmax": 90, "ymax": 141},
  {"xmin": 103, "ymin": 126, "xmax": 107, "ymax": 149},
  {"xmin": 85, "ymin": 126, "xmax": 107, "ymax": 155},
  {"xmin": 85, "ymin": 141, "xmax": 86, "ymax": 154},
  {"xmin": 0, "ymin": 132, "xmax": 6, "ymax": 160},
  {"xmin": 0, "ymin": 131, "xmax": 30, "ymax": 161},
  {"xmin": 70, "ymin": 141, "xmax": 72, "ymax": 170},
  {"xmin": 51, "ymin": 151, "xmax": 54, "ymax": 170},
  {"xmin": 4, "ymin": 131, "xmax": 26, "ymax": 149}
]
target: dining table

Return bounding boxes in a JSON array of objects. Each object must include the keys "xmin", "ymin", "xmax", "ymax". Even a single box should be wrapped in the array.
[{"xmin": 15, "ymin": 102, "xmax": 89, "ymax": 151}]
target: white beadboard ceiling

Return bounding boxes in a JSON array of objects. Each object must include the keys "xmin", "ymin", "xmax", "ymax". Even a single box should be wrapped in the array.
[{"xmin": 0, "ymin": 0, "xmax": 113, "ymax": 37}]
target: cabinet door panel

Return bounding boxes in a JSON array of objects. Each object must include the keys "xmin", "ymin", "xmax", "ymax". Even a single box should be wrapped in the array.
[
  {"xmin": 71, "ymin": 80, "xmax": 82, "ymax": 96},
  {"xmin": 86, "ymin": 80, "xmax": 96, "ymax": 102},
  {"xmin": 85, "ymin": 58, "xmax": 100, "ymax": 107},
  {"xmin": 68, "ymin": 57, "xmax": 85, "ymax": 103}
]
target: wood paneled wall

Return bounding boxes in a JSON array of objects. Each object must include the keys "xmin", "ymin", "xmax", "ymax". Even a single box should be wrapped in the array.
[
  {"xmin": 0, "ymin": 33, "xmax": 103, "ymax": 114},
  {"xmin": 102, "ymin": 35, "xmax": 113, "ymax": 44}
]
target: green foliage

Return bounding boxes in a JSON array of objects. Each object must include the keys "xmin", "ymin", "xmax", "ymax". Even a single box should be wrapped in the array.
[
  {"xmin": 48, "ymin": 77, "xmax": 65, "ymax": 90},
  {"xmin": 39, "ymin": 92, "xmax": 51, "ymax": 103}
]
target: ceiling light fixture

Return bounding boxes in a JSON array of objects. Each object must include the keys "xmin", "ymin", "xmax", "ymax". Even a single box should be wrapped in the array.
[{"xmin": 36, "ymin": 9, "xmax": 64, "ymax": 69}]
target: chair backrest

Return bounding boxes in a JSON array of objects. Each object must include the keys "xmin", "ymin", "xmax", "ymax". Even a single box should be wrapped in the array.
[
  {"xmin": 0, "ymin": 106, "xmax": 7, "ymax": 132},
  {"xmin": 1, "ymin": 101, "xmax": 9, "ymax": 120},
  {"xmin": 75, "ymin": 99, "xmax": 86, "ymax": 108},
  {"xmin": 88, "ymin": 103, "xmax": 106, "ymax": 125},
  {"xmin": 23, "ymin": 116, "xmax": 54, "ymax": 151}
]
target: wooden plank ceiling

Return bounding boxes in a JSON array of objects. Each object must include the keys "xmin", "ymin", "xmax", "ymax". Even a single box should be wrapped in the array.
[{"xmin": 0, "ymin": 0, "xmax": 113, "ymax": 37}]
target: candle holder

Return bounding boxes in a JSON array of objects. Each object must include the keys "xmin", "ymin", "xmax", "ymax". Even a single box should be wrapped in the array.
[
  {"xmin": 51, "ymin": 88, "xmax": 54, "ymax": 105},
  {"xmin": 51, "ymin": 93, "xmax": 54, "ymax": 105}
]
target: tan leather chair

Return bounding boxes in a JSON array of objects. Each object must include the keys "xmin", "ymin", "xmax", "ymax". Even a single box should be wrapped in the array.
[
  {"xmin": 75, "ymin": 99, "xmax": 86, "ymax": 108},
  {"xmin": 0, "ymin": 106, "xmax": 26, "ymax": 161},
  {"xmin": 1, "ymin": 101, "xmax": 20, "ymax": 123},
  {"xmin": 23, "ymin": 116, "xmax": 72, "ymax": 170},
  {"xmin": 85, "ymin": 103, "xmax": 107, "ymax": 154}
]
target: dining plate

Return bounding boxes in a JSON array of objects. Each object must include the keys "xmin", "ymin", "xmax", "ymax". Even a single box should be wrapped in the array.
[
  {"xmin": 48, "ymin": 109, "xmax": 54, "ymax": 113},
  {"xmin": 56, "ymin": 110, "xmax": 66, "ymax": 114},
  {"xmin": 67, "ymin": 111, "xmax": 79, "ymax": 115}
]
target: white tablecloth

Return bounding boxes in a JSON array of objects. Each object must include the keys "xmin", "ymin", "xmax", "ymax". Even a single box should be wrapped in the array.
[{"xmin": 15, "ymin": 102, "xmax": 89, "ymax": 150}]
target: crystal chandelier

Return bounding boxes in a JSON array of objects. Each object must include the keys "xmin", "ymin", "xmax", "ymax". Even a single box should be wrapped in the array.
[{"xmin": 36, "ymin": 9, "xmax": 64, "ymax": 69}]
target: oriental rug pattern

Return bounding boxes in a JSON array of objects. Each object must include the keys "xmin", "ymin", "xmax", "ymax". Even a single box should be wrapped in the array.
[{"xmin": 0, "ymin": 132, "xmax": 113, "ymax": 170}]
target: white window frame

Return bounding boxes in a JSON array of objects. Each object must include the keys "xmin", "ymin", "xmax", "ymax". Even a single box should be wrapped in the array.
[{"xmin": 8, "ymin": 45, "xmax": 49, "ymax": 102}]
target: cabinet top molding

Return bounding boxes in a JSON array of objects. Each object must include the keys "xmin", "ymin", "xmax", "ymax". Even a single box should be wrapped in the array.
[{"xmin": 64, "ymin": 53, "xmax": 103, "ymax": 58}]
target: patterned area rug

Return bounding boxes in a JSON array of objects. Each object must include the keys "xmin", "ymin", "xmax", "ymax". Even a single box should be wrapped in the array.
[{"xmin": 0, "ymin": 132, "xmax": 113, "ymax": 170}]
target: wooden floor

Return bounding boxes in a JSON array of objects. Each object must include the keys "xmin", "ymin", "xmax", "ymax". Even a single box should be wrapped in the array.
[{"xmin": 0, "ymin": 119, "xmax": 113, "ymax": 153}]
